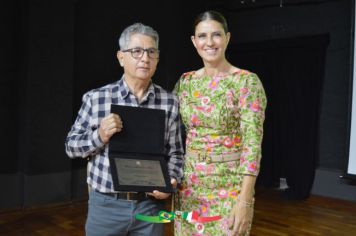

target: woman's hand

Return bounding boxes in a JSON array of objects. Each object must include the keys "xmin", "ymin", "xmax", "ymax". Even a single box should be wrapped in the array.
[
  {"xmin": 229, "ymin": 175, "xmax": 256, "ymax": 235},
  {"xmin": 228, "ymin": 200, "xmax": 254, "ymax": 236}
]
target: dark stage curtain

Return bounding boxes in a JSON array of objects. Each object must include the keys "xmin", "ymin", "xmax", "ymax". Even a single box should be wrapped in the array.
[
  {"xmin": 0, "ymin": 1, "xmax": 24, "ymax": 174},
  {"xmin": 229, "ymin": 35, "xmax": 329, "ymax": 200}
]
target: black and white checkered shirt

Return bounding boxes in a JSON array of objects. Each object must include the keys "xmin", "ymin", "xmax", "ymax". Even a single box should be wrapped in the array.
[{"xmin": 65, "ymin": 77, "xmax": 184, "ymax": 193}]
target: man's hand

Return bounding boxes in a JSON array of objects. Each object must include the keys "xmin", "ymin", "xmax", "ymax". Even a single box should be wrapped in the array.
[
  {"xmin": 147, "ymin": 178, "xmax": 177, "ymax": 200},
  {"xmin": 98, "ymin": 113, "xmax": 123, "ymax": 144}
]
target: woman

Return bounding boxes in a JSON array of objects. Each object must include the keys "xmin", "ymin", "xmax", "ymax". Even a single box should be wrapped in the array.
[{"xmin": 174, "ymin": 11, "xmax": 267, "ymax": 236}]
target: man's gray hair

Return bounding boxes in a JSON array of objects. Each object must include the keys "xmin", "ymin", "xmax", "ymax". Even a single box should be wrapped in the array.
[{"xmin": 118, "ymin": 23, "xmax": 159, "ymax": 50}]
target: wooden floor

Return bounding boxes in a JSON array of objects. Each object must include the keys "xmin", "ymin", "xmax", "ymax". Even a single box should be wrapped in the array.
[{"xmin": 0, "ymin": 188, "xmax": 355, "ymax": 236}]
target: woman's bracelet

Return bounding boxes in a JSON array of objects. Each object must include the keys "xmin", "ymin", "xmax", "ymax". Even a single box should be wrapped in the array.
[{"xmin": 237, "ymin": 195, "xmax": 254, "ymax": 208}]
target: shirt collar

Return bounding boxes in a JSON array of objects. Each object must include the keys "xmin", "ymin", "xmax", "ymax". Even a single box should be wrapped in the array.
[{"xmin": 118, "ymin": 75, "xmax": 156, "ymax": 100}]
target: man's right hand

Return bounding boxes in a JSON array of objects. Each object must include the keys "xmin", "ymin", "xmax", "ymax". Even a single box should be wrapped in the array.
[{"xmin": 98, "ymin": 113, "xmax": 123, "ymax": 144}]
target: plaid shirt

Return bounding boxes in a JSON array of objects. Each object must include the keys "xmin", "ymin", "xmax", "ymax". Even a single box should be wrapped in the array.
[{"xmin": 65, "ymin": 77, "xmax": 184, "ymax": 193}]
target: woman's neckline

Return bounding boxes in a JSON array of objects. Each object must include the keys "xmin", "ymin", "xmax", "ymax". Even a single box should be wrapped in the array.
[{"xmin": 192, "ymin": 67, "xmax": 242, "ymax": 79}]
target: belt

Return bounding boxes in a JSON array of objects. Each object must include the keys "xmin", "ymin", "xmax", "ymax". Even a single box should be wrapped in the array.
[
  {"xmin": 186, "ymin": 149, "xmax": 241, "ymax": 163},
  {"xmin": 95, "ymin": 190, "xmax": 152, "ymax": 203}
]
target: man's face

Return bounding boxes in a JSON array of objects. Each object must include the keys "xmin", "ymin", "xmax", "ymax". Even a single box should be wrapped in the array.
[{"xmin": 118, "ymin": 34, "xmax": 159, "ymax": 83}]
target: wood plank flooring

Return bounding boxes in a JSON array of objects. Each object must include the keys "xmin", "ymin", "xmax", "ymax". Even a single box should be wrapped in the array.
[
  {"xmin": 0, "ymin": 187, "xmax": 355, "ymax": 236},
  {"xmin": 251, "ymin": 188, "xmax": 356, "ymax": 236}
]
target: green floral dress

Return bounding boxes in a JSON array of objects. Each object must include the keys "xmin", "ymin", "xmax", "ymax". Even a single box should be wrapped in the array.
[{"xmin": 174, "ymin": 69, "xmax": 267, "ymax": 236}]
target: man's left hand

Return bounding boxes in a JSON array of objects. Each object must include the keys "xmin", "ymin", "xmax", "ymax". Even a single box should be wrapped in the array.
[{"xmin": 147, "ymin": 178, "xmax": 177, "ymax": 200}]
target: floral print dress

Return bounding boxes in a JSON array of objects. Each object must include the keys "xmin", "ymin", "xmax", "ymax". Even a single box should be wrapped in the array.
[{"xmin": 174, "ymin": 69, "xmax": 267, "ymax": 236}]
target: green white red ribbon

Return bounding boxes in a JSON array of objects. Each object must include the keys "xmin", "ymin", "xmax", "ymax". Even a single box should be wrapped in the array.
[{"xmin": 135, "ymin": 210, "xmax": 221, "ymax": 224}]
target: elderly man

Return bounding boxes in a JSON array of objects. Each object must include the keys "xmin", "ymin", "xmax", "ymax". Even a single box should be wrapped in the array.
[{"xmin": 65, "ymin": 23, "xmax": 184, "ymax": 236}]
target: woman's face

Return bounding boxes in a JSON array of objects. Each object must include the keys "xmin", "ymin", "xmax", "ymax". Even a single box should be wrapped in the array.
[{"xmin": 191, "ymin": 19, "xmax": 230, "ymax": 65}]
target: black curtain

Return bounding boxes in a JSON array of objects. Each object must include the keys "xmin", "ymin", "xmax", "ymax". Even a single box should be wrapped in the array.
[
  {"xmin": 0, "ymin": 0, "xmax": 24, "ymax": 174},
  {"xmin": 229, "ymin": 34, "xmax": 329, "ymax": 199}
]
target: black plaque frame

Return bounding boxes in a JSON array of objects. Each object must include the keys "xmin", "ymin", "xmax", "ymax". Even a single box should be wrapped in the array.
[
  {"xmin": 109, "ymin": 153, "xmax": 174, "ymax": 193},
  {"xmin": 109, "ymin": 105, "xmax": 174, "ymax": 193}
]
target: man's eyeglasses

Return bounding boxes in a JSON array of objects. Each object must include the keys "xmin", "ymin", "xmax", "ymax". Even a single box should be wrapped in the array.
[{"xmin": 122, "ymin": 47, "xmax": 160, "ymax": 59}]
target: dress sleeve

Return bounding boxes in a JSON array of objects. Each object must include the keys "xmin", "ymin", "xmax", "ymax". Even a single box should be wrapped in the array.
[
  {"xmin": 173, "ymin": 75, "xmax": 184, "ymax": 96},
  {"xmin": 237, "ymin": 73, "xmax": 267, "ymax": 176}
]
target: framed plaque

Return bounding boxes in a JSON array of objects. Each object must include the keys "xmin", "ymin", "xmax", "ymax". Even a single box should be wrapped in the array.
[
  {"xmin": 109, "ymin": 153, "xmax": 174, "ymax": 193},
  {"xmin": 109, "ymin": 105, "xmax": 174, "ymax": 193}
]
